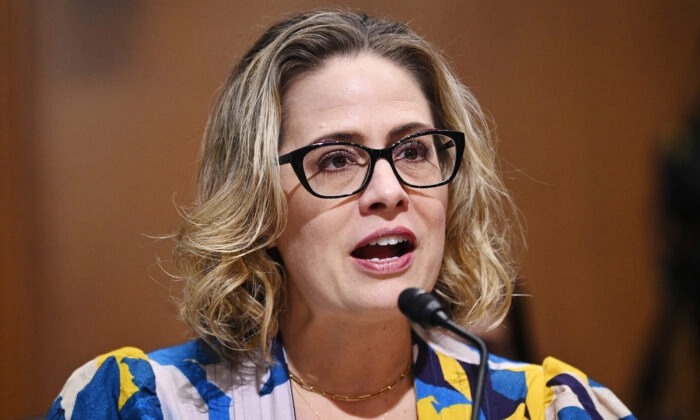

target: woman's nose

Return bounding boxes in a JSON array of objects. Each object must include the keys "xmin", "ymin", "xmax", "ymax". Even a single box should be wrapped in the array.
[{"xmin": 358, "ymin": 159, "xmax": 409, "ymax": 213}]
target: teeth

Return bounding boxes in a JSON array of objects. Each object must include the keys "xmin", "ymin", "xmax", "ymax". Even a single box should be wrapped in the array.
[
  {"xmin": 369, "ymin": 256, "xmax": 399, "ymax": 261},
  {"xmin": 368, "ymin": 236, "xmax": 408, "ymax": 246}
]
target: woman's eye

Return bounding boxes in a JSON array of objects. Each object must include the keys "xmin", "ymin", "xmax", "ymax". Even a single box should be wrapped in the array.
[
  {"xmin": 395, "ymin": 140, "xmax": 429, "ymax": 161},
  {"xmin": 403, "ymin": 147, "xmax": 420, "ymax": 160},
  {"xmin": 318, "ymin": 151, "xmax": 355, "ymax": 170},
  {"xmin": 330, "ymin": 155, "xmax": 349, "ymax": 168}
]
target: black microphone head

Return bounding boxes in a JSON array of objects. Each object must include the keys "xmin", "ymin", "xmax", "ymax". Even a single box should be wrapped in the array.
[{"xmin": 398, "ymin": 287, "xmax": 449, "ymax": 328}]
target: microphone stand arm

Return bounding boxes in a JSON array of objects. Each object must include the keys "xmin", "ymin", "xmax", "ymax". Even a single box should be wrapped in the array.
[{"xmin": 438, "ymin": 318, "xmax": 488, "ymax": 420}]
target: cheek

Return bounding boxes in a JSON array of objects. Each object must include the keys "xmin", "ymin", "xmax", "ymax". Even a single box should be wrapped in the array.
[
  {"xmin": 423, "ymin": 190, "xmax": 449, "ymax": 258},
  {"xmin": 276, "ymin": 187, "xmax": 336, "ymax": 266},
  {"xmin": 277, "ymin": 168, "xmax": 311, "ymax": 244},
  {"xmin": 279, "ymin": 165, "xmax": 302, "ymax": 196},
  {"xmin": 427, "ymin": 188, "xmax": 449, "ymax": 228}
]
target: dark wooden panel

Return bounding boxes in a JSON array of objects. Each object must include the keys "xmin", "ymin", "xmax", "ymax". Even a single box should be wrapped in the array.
[{"xmin": 1, "ymin": 1, "xmax": 39, "ymax": 417}]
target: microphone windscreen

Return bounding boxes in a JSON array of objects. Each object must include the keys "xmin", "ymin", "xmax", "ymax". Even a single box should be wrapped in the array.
[{"xmin": 398, "ymin": 287, "xmax": 445, "ymax": 328}]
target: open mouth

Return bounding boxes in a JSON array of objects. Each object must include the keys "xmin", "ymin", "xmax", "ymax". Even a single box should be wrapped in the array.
[{"xmin": 351, "ymin": 235, "xmax": 415, "ymax": 261}]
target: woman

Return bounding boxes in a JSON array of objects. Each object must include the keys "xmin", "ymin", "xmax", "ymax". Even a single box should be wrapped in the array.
[{"xmin": 49, "ymin": 10, "xmax": 635, "ymax": 419}]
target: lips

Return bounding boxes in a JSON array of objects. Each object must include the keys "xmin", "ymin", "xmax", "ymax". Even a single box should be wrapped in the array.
[
  {"xmin": 351, "ymin": 229, "xmax": 416, "ymax": 263},
  {"xmin": 351, "ymin": 235, "xmax": 414, "ymax": 261}
]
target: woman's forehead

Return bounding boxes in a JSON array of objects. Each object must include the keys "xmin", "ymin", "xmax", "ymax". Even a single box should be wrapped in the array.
[{"xmin": 279, "ymin": 54, "xmax": 432, "ymax": 149}]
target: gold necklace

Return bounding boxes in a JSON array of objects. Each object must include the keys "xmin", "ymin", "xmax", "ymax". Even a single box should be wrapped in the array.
[
  {"xmin": 292, "ymin": 380, "xmax": 392, "ymax": 420},
  {"xmin": 288, "ymin": 361, "xmax": 412, "ymax": 402}
]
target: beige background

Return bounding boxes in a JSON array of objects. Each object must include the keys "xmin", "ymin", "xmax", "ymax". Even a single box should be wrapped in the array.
[{"xmin": 2, "ymin": 1, "xmax": 699, "ymax": 417}]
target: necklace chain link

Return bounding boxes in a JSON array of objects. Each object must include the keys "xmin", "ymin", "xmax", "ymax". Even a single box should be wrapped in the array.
[{"xmin": 288, "ymin": 362, "xmax": 412, "ymax": 402}]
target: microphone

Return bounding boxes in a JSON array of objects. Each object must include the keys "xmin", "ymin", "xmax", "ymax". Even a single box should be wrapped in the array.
[{"xmin": 398, "ymin": 287, "xmax": 488, "ymax": 420}]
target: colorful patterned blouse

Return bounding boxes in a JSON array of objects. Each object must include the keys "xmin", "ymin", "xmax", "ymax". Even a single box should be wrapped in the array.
[{"xmin": 48, "ymin": 327, "xmax": 636, "ymax": 419}]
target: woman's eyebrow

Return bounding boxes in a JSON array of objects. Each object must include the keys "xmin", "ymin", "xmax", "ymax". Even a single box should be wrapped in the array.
[
  {"xmin": 308, "ymin": 122, "xmax": 433, "ymax": 146},
  {"xmin": 389, "ymin": 122, "xmax": 434, "ymax": 139},
  {"xmin": 310, "ymin": 132, "xmax": 358, "ymax": 144}
]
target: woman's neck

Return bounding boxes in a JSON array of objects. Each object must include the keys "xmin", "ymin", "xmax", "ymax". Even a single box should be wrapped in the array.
[{"xmin": 280, "ymin": 306, "xmax": 414, "ymax": 397}]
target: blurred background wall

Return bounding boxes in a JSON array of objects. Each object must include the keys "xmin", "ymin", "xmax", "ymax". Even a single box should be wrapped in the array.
[{"xmin": 2, "ymin": 1, "xmax": 698, "ymax": 417}]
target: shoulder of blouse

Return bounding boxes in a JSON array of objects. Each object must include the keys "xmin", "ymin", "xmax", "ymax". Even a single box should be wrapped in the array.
[
  {"xmin": 47, "ymin": 346, "xmax": 162, "ymax": 420},
  {"xmin": 47, "ymin": 340, "xmax": 239, "ymax": 420},
  {"xmin": 412, "ymin": 326, "xmax": 636, "ymax": 419}
]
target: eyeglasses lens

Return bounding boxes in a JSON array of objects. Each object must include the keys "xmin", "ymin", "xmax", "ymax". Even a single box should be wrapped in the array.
[{"xmin": 302, "ymin": 133, "xmax": 457, "ymax": 197}]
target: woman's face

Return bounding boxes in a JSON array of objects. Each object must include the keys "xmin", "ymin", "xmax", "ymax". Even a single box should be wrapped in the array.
[{"xmin": 277, "ymin": 53, "xmax": 448, "ymax": 323}]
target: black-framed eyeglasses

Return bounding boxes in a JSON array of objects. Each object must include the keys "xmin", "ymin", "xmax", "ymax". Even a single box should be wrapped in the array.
[{"xmin": 278, "ymin": 129, "xmax": 465, "ymax": 199}]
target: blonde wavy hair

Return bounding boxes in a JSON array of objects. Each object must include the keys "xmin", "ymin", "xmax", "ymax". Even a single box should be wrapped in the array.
[{"xmin": 174, "ymin": 9, "xmax": 519, "ymax": 367}]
